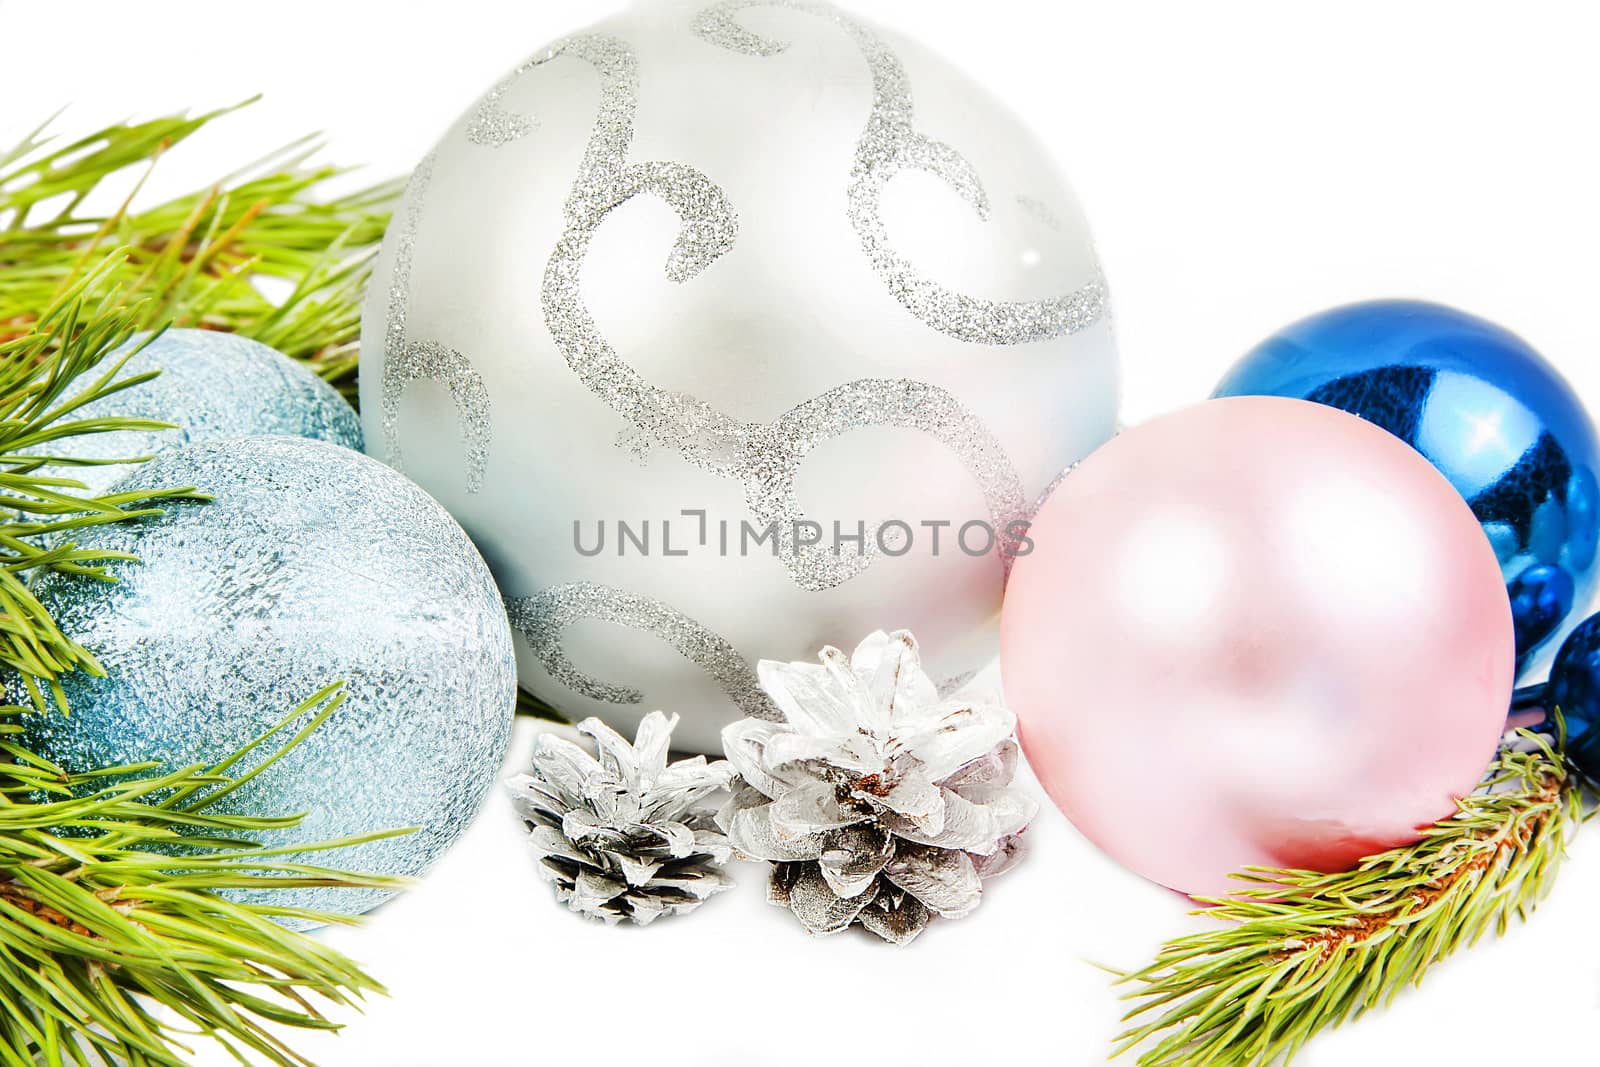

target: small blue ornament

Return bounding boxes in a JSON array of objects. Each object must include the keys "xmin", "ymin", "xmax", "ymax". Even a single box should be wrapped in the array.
[
  {"xmin": 51, "ymin": 329, "xmax": 362, "ymax": 496},
  {"xmin": 1509, "ymin": 565, "xmax": 1576, "ymax": 658},
  {"xmin": 1216, "ymin": 300, "xmax": 1600, "ymax": 680},
  {"xmin": 1545, "ymin": 614, "xmax": 1600, "ymax": 778},
  {"xmin": 11, "ymin": 436, "xmax": 516, "ymax": 917}
]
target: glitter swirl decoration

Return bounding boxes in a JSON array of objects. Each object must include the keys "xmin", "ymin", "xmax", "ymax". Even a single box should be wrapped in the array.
[
  {"xmin": 467, "ymin": 54, "xmax": 545, "ymax": 147},
  {"xmin": 381, "ymin": 152, "xmax": 494, "ymax": 493},
  {"xmin": 693, "ymin": 0, "xmax": 1108, "ymax": 345},
  {"xmin": 359, "ymin": 0, "xmax": 1120, "ymax": 751},
  {"xmin": 508, "ymin": 582, "xmax": 779, "ymax": 720},
  {"xmin": 475, "ymin": 30, "xmax": 1034, "ymax": 590}
]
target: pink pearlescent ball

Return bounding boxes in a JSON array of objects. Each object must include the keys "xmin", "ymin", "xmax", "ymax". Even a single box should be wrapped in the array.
[{"xmin": 1002, "ymin": 396, "xmax": 1514, "ymax": 899}]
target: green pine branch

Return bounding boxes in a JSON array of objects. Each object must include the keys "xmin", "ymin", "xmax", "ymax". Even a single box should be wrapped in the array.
[
  {"xmin": 0, "ymin": 261, "xmax": 210, "ymax": 713},
  {"xmin": 0, "ymin": 682, "xmax": 413, "ymax": 1067},
  {"xmin": 0, "ymin": 109, "xmax": 415, "ymax": 1067},
  {"xmin": 1112, "ymin": 727, "xmax": 1583, "ymax": 1067},
  {"xmin": 0, "ymin": 101, "xmax": 397, "ymax": 401}
]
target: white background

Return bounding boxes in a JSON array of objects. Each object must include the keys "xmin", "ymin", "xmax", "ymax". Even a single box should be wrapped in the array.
[{"xmin": 5, "ymin": 1, "xmax": 1600, "ymax": 1064}]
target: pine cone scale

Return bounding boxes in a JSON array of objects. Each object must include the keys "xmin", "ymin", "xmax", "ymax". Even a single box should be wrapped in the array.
[
  {"xmin": 945, "ymin": 739, "xmax": 1020, "ymax": 791},
  {"xmin": 816, "ymin": 824, "xmax": 896, "ymax": 899},
  {"xmin": 884, "ymin": 786, "xmax": 1037, "ymax": 855},
  {"xmin": 852, "ymin": 765, "xmax": 942, "ymax": 823},
  {"xmin": 883, "ymin": 843, "xmax": 982, "ymax": 917},
  {"xmin": 724, "ymin": 798, "xmax": 833, "ymax": 862},
  {"xmin": 771, "ymin": 779, "xmax": 874, "ymax": 835},
  {"xmin": 782, "ymin": 863, "xmax": 876, "ymax": 935},
  {"xmin": 891, "ymin": 703, "xmax": 1018, "ymax": 781},
  {"xmin": 858, "ymin": 886, "xmax": 931, "ymax": 945}
]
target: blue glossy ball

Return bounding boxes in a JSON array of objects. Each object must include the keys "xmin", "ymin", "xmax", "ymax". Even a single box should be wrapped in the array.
[
  {"xmin": 1216, "ymin": 301, "xmax": 1600, "ymax": 680},
  {"xmin": 51, "ymin": 329, "xmax": 362, "ymax": 496},
  {"xmin": 1547, "ymin": 614, "xmax": 1600, "ymax": 778}
]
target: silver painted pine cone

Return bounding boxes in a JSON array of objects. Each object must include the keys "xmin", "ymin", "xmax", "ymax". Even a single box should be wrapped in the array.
[
  {"xmin": 719, "ymin": 630, "xmax": 1037, "ymax": 944},
  {"xmin": 507, "ymin": 712, "xmax": 735, "ymax": 926}
]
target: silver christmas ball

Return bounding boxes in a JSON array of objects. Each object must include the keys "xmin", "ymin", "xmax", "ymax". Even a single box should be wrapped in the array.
[
  {"xmin": 14, "ymin": 435, "xmax": 516, "ymax": 916},
  {"xmin": 51, "ymin": 329, "xmax": 361, "ymax": 497},
  {"xmin": 360, "ymin": 0, "xmax": 1119, "ymax": 752}
]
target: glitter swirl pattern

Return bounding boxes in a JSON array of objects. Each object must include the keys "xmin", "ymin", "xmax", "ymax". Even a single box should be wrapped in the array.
[
  {"xmin": 507, "ymin": 581, "xmax": 779, "ymax": 721},
  {"xmin": 693, "ymin": 0, "xmax": 1108, "ymax": 345},
  {"xmin": 466, "ymin": 53, "xmax": 545, "ymax": 146},
  {"xmin": 10, "ymin": 436, "xmax": 518, "ymax": 917},
  {"xmin": 519, "ymin": 32, "xmax": 1028, "ymax": 588},
  {"xmin": 381, "ymin": 152, "xmax": 494, "ymax": 492}
]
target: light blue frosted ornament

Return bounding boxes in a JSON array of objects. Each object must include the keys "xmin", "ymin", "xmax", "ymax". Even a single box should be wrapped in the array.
[
  {"xmin": 12, "ymin": 435, "xmax": 516, "ymax": 917},
  {"xmin": 50, "ymin": 329, "xmax": 362, "ymax": 496}
]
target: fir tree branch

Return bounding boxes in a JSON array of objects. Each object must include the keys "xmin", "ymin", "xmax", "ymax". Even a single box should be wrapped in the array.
[
  {"xmin": 0, "ymin": 262, "xmax": 210, "ymax": 713},
  {"xmin": 1112, "ymin": 728, "xmax": 1582, "ymax": 1067},
  {"xmin": 0, "ymin": 107, "xmax": 415, "ymax": 1067},
  {"xmin": 0, "ymin": 683, "xmax": 413, "ymax": 1067},
  {"xmin": 0, "ymin": 102, "xmax": 397, "ymax": 401}
]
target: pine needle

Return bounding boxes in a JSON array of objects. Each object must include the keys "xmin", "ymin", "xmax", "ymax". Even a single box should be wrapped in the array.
[
  {"xmin": 0, "ymin": 102, "xmax": 397, "ymax": 401},
  {"xmin": 0, "ymin": 262, "xmax": 210, "ymax": 711},
  {"xmin": 1111, "ymin": 727, "xmax": 1583, "ymax": 1066},
  {"xmin": 0, "ymin": 683, "xmax": 412, "ymax": 1067}
]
